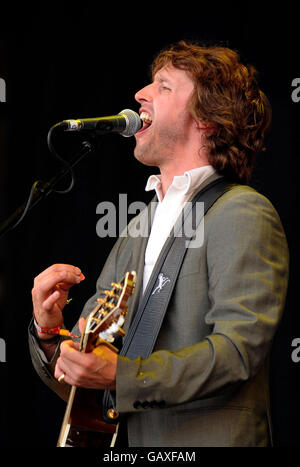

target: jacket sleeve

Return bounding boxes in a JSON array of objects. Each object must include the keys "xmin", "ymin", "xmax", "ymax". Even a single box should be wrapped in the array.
[
  {"xmin": 115, "ymin": 188, "xmax": 289, "ymax": 412},
  {"xmin": 28, "ymin": 235, "xmax": 124, "ymax": 400}
]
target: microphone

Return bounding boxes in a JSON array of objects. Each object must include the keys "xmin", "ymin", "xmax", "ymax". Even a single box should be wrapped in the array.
[{"xmin": 60, "ymin": 109, "xmax": 141, "ymax": 137}]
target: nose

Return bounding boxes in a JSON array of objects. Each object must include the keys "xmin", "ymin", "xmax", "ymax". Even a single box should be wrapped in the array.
[{"xmin": 135, "ymin": 83, "xmax": 153, "ymax": 104}]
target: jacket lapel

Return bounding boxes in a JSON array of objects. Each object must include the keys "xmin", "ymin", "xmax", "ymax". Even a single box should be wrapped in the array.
[
  {"xmin": 123, "ymin": 196, "xmax": 157, "ymax": 331},
  {"xmin": 124, "ymin": 173, "xmax": 224, "ymax": 330}
]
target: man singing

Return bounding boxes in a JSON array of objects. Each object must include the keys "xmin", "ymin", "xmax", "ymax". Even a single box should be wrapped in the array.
[{"xmin": 29, "ymin": 41, "xmax": 289, "ymax": 447}]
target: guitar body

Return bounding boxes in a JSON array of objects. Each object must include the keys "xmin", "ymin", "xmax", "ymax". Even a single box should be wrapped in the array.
[
  {"xmin": 58, "ymin": 387, "xmax": 116, "ymax": 447},
  {"xmin": 57, "ymin": 271, "xmax": 136, "ymax": 447}
]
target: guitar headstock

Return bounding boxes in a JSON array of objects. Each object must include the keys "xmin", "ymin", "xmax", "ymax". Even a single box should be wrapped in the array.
[{"xmin": 80, "ymin": 271, "xmax": 136, "ymax": 353}]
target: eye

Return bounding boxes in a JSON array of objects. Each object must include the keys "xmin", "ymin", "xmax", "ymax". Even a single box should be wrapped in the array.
[{"xmin": 160, "ymin": 85, "xmax": 171, "ymax": 92}]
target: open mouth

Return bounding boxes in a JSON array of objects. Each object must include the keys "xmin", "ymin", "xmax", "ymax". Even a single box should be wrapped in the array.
[{"xmin": 137, "ymin": 111, "xmax": 152, "ymax": 133}]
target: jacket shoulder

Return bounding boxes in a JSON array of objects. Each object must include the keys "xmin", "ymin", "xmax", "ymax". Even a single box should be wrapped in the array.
[{"xmin": 209, "ymin": 183, "xmax": 281, "ymax": 218}]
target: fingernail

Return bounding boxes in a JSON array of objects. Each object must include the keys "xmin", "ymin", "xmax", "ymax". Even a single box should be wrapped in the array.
[
  {"xmin": 79, "ymin": 273, "xmax": 85, "ymax": 281},
  {"xmin": 75, "ymin": 267, "xmax": 81, "ymax": 275}
]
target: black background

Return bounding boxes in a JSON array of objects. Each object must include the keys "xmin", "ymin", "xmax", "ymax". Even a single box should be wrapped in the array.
[{"xmin": 0, "ymin": 3, "xmax": 299, "ymax": 449}]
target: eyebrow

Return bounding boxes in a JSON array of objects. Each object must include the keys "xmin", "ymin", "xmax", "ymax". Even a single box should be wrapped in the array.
[{"xmin": 155, "ymin": 74, "xmax": 172, "ymax": 85}]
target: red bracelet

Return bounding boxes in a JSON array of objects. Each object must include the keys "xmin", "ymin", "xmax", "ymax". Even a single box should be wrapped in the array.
[{"xmin": 33, "ymin": 316, "xmax": 78, "ymax": 339}]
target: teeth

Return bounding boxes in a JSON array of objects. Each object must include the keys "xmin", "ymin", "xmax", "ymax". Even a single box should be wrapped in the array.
[{"xmin": 140, "ymin": 112, "xmax": 152, "ymax": 124}]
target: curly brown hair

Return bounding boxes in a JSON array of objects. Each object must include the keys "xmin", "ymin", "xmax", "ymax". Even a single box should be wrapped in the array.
[{"xmin": 151, "ymin": 41, "xmax": 271, "ymax": 184}]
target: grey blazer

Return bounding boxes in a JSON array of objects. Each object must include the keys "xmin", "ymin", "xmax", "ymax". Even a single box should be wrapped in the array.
[{"xmin": 29, "ymin": 173, "xmax": 289, "ymax": 447}]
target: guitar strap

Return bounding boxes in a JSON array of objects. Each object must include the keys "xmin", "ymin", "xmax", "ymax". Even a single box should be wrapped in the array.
[
  {"xmin": 121, "ymin": 176, "xmax": 232, "ymax": 359},
  {"xmin": 103, "ymin": 176, "xmax": 232, "ymax": 421}
]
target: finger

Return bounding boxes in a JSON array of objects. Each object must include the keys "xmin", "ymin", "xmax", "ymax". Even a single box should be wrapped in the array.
[
  {"xmin": 42, "ymin": 289, "xmax": 61, "ymax": 311},
  {"xmin": 54, "ymin": 356, "xmax": 69, "ymax": 381},
  {"xmin": 60, "ymin": 339, "xmax": 78, "ymax": 352},
  {"xmin": 55, "ymin": 358, "xmax": 74, "ymax": 385},
  {"xmin": 33, "ymin": 265, "xmax": 83, "ymax": 294},
  {"xmin": 55, "ymin": 274, "xmax": 85, "ymax": 292},
  {"xmin": 36, "ymin": 264, "xmax": 82, "ymax": 280},
  {"xmin": 38, "ymin": 269, "xmax": 83, "ymax": 292},
  {"xmin": 57, "ymin": 343, "xmax": 87, "ymax": 386},
  {"xmin": 60, "ymin": 338, "xmax": 80, "ymax": 351},
  {"xmin": 79, "ymin": 317, "xmax": 86, "ymax": 335},
  {"xmin": 32, "ymin": 270, "xmax": 85, "ymax": 311},
  {"xmin": 60, "ymin": 339, "xmax": 82, "ymax": 362},
  {"xmin": 72, "ymin": 341, "xmax": 80, "ymax": 351},
  {"xmin": 60, "ymin": 340, "xmax": 90, "ymax": 368},
  {"xmin": 55, "ymin": 343, "xmax": 77, "ymax": 372}
]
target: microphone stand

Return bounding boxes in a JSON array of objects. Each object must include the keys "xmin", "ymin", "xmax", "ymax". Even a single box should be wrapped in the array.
[{"xmin": 0, "ymin": 139, "xmax": 95, "ymax": 240}]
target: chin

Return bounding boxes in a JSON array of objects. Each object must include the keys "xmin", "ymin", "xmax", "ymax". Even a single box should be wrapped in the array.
[{"xmin": 133, "ymin": 146, "xmax": 158, "ymax": 167}]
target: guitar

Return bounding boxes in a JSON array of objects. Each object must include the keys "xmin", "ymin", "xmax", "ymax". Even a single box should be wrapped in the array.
[{"xmin": 57, "ymin": 270, "xmax": 137, "ymax": 448}]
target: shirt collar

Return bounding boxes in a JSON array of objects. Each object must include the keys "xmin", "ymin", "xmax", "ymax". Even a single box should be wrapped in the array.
[{"xmin": 145, "ymin": 165, "xmax": 216, "ymax": 202}]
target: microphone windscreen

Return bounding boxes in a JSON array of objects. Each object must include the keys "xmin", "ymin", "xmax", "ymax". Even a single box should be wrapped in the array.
[{"xmin": 119, "ymin": 109, "xmax": 142, "ymax": 137}]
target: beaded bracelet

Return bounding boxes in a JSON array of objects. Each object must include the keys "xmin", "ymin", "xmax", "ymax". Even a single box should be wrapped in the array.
[{"xmin": 33, "ymin": 316, "xmax": 78, "ymax": 339}]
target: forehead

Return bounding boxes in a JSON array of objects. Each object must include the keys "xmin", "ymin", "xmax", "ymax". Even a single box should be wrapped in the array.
[{"xmin": 154, "ymin": 66, "xmax": 194, "ymax": 88}]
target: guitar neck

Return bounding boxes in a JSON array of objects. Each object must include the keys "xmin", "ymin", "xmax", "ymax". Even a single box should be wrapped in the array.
[
  {"xmin": 56, "ymin": 271, "xmax": 137, "ymax": 448},
  {"xmin": 57, "ymin": 385, "xmax": 77, "ymax": 447}
]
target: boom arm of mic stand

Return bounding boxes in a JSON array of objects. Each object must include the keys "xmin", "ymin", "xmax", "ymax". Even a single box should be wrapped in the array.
[{"xmin": 0, "ymin": 140, "xmax": 95, "ymax": 240}]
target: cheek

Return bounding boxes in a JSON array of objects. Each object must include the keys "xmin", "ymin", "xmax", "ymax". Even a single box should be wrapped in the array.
[
  {"xmin": 153, "ymin": 95, "xmax": 192, "ymax": 132},
  {"xmin": 156, "ymin": 108, "xmax": 180, "ymax": 129}
]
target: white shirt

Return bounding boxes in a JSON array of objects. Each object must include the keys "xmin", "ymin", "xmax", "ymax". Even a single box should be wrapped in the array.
[{"xmin": 143, "ymin": 165, "xmax": 216, "ymax": 293}]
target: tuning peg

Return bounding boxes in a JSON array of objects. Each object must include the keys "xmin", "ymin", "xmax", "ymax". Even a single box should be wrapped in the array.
[
  {"xmin": 99, "ymin": 330, "xmax": 115, "ymax": 343},
  {"xmin": 117, "ymin": 315, "xmax": 125, "ymax": 327},
  {"xmin": 111, "ymin": 281, "xmax": 123, "ymax": 290},
  {"xmin": 104, "ymin": 290, "xmax": 119, "ymax": 299}
]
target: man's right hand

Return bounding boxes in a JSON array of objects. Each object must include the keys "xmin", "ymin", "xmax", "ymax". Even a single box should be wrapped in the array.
[{"xmin": 31, "ymin": 264, "xmax": 85, "ymax": 339}]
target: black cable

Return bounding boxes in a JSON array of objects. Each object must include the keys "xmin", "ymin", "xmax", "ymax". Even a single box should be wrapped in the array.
[
  {"xmin": 9, "ymin": 180, "xmax": 40, "ymax": 230},
  {"xmin": 46, "ymin": 123, "xmax": 75, "ymax": 194},
  {"xmin": 2, "ymin": 123, "xmax": 78, "ymax": 235}
]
